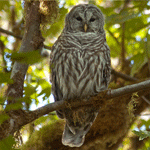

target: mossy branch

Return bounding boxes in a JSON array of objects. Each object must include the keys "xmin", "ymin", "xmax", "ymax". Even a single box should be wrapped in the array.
[
  {"xmin": 2, "ymin": 79, "xmax": 149, "ymax": 141},
  {"xmin": 31, "ymin": 79, "xmax": 150, "ymax": 119}
]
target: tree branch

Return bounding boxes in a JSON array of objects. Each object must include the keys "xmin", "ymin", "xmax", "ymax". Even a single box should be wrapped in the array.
[
  {"xmin": 1, "ymin": 77, "xmax": 150, "ymax": 140},
  {"xmin": 111, "ymin": 69, "xmax": 150, "ymax": 105},
  {"xmin": 0, "ymin": 27, "xmax": 22, "ymax": 40},
  {"xmin": 107, "ymin": 29, "xmax": 121, "ymax": 46},
  {"xmin": 111, "ymin": 69, "xmax": 138, "ymax": 81},
  {"xmin": 107, "ymin": 79, "xmax": 150, "ymax": 98},
  {"xmin": 0, "ymin": 27, "xmax": 51, "ymax": 50},
  {"xmin": 141, "ymin": 96, "xmax": 150, "ymax": 105},
  {"xmin": 1, "ymin": 79, "xmax": 149, "ymax": 141},
  {"xmin": 121, "ymin": 22, "xmax": 126, "ymax": 70},
  {"xmin": 28, "ymin": 79, "xmax": 150, "ymax": 124}
]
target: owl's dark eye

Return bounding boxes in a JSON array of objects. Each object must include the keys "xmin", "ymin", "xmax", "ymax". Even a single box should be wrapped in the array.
[
  {"xmin": 90, "ymin": 18, "xmax": 95, "ymax": 22},
  {"xmin": 76, "ymin": 17, "xmax": 82, "ymax": 21}
]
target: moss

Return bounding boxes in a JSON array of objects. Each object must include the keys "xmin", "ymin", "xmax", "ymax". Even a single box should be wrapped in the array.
[
  {"xmin": 22, "ymin": 120, "xmax": 65, "ymax": 150},
  {"xmin": 23, "ymin": 0, "xmax": 59, "ymax": 30},
  {"xmin": 84, "ymin": 93, "xmax": 135, "ymax": 149},
  {"xmin": 39, "ymin": 0, "xmax": 59, "ymax": 25}
]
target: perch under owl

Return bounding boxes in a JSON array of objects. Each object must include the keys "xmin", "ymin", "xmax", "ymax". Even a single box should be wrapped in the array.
[{"xmin": 50, "ymin": 4, "xmax": 111, "ymax": 147}]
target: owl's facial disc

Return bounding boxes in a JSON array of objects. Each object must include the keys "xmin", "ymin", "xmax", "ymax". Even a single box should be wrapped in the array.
[
  {"xmin": 73, "ymin": 10, "xmax": 100, "ymax": 33},
  {"xmin": 64, "ymin": 4, "xmax": 104, "ymax": 33}
]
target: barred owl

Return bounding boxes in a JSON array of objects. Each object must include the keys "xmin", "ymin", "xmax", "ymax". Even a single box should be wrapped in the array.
[{"xmin": 50, "ymin": 4, "xmax": 110, "ymax": 147}]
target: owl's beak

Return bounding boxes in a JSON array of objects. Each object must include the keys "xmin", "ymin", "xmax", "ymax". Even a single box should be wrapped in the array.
[{"xmin": 84, "ymin": 24, "xmax": 88, "ymax": 32}]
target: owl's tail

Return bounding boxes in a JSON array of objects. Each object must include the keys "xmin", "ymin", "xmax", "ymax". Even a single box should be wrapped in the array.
[
  {"xmin": 62, "ymin": 110, "xmax": 98, "ymax": 147},
  {"xmin": 62, "ymin": 123, "xmax": 89, "ymax": 147}
]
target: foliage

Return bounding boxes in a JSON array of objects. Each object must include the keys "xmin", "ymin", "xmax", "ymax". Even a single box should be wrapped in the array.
[
  {"xmin": 8, "ymin": 51, "xmax": 43, "ymax": 65},
  {"xmin": 133, "ymin": 130, "xmax": 150, "ymax": 141},
  {"xmin": 0, "ymin": 0, "xmax": 150, "ymax": 149},
  {"xmin": 0, "ymin": 135, "xmax": 18, "ymax": 150}
]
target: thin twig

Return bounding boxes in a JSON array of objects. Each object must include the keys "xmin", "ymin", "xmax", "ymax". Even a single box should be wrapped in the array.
[
  {"xmin": 111, "ymin": 69, "xmax": 150, "ymax": 105},
  {"xmin": 121, "ymin": 22, "xmax": 126, "ymax": 70},
  {"xmin": 0, "ymin": 27, "xmax": 22, "ymax": 39},
  {"xmin": 107, "ymin": 29, "xmax": 121, "ymax": 46},
  {"xmin": 141, "ymin": 96, "xmax": 150, "ymax": 105},
  {"xmin": 0, "ymin": 27, "xmax": 51, "ymax": 50},
  {"xmin": 111, "ymin": 69, "xmax": 138, "ymax": 81}
]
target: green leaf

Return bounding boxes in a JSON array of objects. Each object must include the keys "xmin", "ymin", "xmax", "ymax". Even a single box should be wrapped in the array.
[
  {"xmin": 8, "ymin": 51, "xmax": 42, "ymax": 65},
  {"xmin": 0, "ymin": 135, "xmax": 17, "ymax": 150},
  {"xmin": 24, "ymin": 84, "xmax": 38, "ymax": 105},
  {"xmin": 133, "ymin": 0, "xmax": 149, "ymax": 11},
  {"xmin": 38, "ymin": 79, "xmax": 51, "ymax": 89},
  {"xmin": 0, "ymin": 97, "xmax": 5, "ymax": 105},
  {"xmin": 133, "ymin": 130, "xmax": 150, "ymax": 140},
  {"xmin": 98, "ymin": 6, "xmax": 116, "ymax": 16},
  {"xmin": 34, "ymin": 113, "xmax": 57, "ymax": 126},
  {"xmin": 130, "ymin": 52, "xmax": 147, "ymax": 76},
  {"xmin": 34, "ymin": 115, "xmax": 49, "ymax": 125},
  {"xmin": 126, "ymin": 17, "xmax": 150, "ymax": 34},
  {"xmin": 0, "ymin": 114, "xmax": 9, "ymax": 124},
  {"xmin": 38, "ymin": 87, "xmax": 51, "ymax": 101},
  {"xmin": 44, "ymin": 7, "xmax": 68, "ymax": 37},
  {"xmin": 65, "ymin": 0, "xmax": 78, "ymax": 6},
  {"xmin": 0, "ymin": 72, "xmax": 13, "ymax": 84},
  {"xmin": 141, "ymin": 119, "xmax": 150, "ymax": 129},
  {"xmin": 24, "ymin": 84, "xmax": 37, "ymax": 97},
  {"xmin": 33, "ymin": 68, "xmax": 46, "ymax": 78},
  {"xmin": 37, "ymin": 79, "xmax": 51, "ymax": 100},
  {"xmin": 5, "ymin": 103, "xmax": 23, "ymax": 111},
  {"xmin": 106, "ymin": 11, "xmax": 140, "ymax": 26},
  {"xmin": 0, "ymin": 1, "xmax": 10, "ymax": 11}
]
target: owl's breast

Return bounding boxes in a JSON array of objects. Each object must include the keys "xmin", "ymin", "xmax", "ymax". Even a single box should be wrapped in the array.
[
  {"xmin": 52, "ymin": 32, "xmax": 110, "ymax": 100},
  {"xmin": 60, "ymin": 32, "xmax": 106, "ymax": 53},
  {"xmin": 75, "ymin": 32, "xmax": 106, "ymax": 54}
]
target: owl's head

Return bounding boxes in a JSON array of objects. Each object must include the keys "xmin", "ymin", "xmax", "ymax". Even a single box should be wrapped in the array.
[{"xmin": 64, "ymin": 4, "xmax": 104, "ymax": 33}]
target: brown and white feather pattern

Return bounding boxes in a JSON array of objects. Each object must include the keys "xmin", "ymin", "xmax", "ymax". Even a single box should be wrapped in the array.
[
  {"xmin": 51, "ymin": 32, "xmax": 110, "ymax": 100},
  {"xmin": 50, "ymin": 31, "xmax": 110, "ymax": 147}
]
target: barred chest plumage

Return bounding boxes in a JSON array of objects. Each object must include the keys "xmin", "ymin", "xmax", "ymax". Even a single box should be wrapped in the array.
[{"xmin": 51, "ymin": 32, "xmax": 110, "ymax": 100}]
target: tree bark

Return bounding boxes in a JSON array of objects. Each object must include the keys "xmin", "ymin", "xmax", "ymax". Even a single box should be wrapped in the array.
[{"xmin": 0, "ymin": 0, "xmax": 44, "ymax": 140}]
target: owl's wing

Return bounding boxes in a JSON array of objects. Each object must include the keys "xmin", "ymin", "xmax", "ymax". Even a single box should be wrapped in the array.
[
  {"xmin": 100, "ymin": 42, "xmax": 111, "ymax": 90},
  {"xmin": 50, "ymin": 38, "xmax": 64, "ymax": 119}
]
